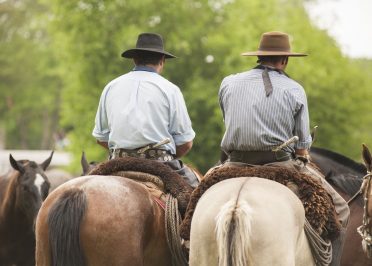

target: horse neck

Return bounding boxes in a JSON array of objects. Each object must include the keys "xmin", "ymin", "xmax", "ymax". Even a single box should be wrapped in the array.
[{"xmin": 0, "ymin": 171, "xmax": 21, "ymax": 223}]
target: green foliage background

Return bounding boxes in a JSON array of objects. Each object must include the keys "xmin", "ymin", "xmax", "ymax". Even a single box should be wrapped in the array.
[{"xmin": 1, "ymin": 0, "xmax": 372, "ymax": 173}]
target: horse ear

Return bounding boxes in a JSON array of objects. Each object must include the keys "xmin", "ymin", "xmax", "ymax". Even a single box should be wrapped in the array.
[
  {"xmin": 41, "ymin": 151, "xmax": 54, "ymax": 170},
  {"xmin": 362, "ymin": 144, "xmax": 372, "ymax": 172},
  {"xmin": 81, "ymin": 151, "xmax": 90, "ymax": 175},
  {"xmin": 9, "ymin": 154, "xmax": 24, "ymax": 173}
]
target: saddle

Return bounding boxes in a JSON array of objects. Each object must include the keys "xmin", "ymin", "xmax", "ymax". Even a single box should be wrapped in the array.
[
  {"xmin": 180, "ymin": 164, "xmax": 341, "ymax": 241},
  {"xmin": 88, "ymin": 157, "xmax": 193, "ymax": 216}
]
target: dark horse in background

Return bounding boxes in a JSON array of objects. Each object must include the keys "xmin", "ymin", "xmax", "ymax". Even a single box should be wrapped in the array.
[
  {"xmin": 310, "ymin": 146, "xmax": 369, "ymax": 266},
  {"xmin": 0, "ymin": 152, "xmax": 53, "ymax": 266}
]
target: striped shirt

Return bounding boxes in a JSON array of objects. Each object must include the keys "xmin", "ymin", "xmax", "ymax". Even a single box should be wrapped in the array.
[
  {"xmin": 92, "ymin": 67, "xmax": 195, "ymax": 154},
  {"xmin": 219, "ymin": 68, "xmax": 312, "ymax": 153}
]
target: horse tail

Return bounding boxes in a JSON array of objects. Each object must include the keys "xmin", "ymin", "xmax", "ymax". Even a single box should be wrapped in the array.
[
  {"xmin": 48, "ymin": 188, "xmax": 87, "ymax": 266},
  {"xmin": 215, "ymin": 199, "xmax": 253, "ymax": 266}
]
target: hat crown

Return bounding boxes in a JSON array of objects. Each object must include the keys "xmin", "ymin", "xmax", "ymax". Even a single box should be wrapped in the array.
[
  {"xmin": 241, "ymin": 31, "xmax": 307, "ymax": 57},
  {"xmin": 121, "ymin": 32, "xmax": 176, "ymax": 59},
  {"xmin": 136, "ymin": 33, "xmax": 164, "ymax": 50},
  {"xmin": 259, "ymin": 32, "xmax": 290, "ymax": 52}
]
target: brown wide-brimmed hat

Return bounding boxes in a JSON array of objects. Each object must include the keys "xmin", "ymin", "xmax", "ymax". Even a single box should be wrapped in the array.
[
  {"xmin": 241, "ymin": 31, "xmax": 307, "ymax": 57},
  {"xmin": 121, "ymin": 33, "xmax": 176, "ymax": 59}
]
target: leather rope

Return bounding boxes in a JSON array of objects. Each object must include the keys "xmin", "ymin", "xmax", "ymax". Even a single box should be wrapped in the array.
[
  {"xmin": 165, "ymin": 194, "xmax": 188, "ymax": 266},
  {"xmin": 304, "ymin": 218, "xmax": 332, "ymax": 266}
]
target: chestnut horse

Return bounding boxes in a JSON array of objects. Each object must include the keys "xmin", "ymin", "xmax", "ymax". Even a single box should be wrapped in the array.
[
  {"xmin": 310, "ymin": 146, "xmax": 370, "ymax": 266},
  {"xmin": 35, "ymin": 174, "xmax": 172, "ymax": 266},
  {"xmin": 0, "ymin": 152, "xmax": 53, "ymax": 266},
  {"xmin": 35, "ymin": 155, "xmax": 201, "ymax": 266},
  {"xmin": 189, "ymin": 177, "xmax": 315, "ymax": 266}
]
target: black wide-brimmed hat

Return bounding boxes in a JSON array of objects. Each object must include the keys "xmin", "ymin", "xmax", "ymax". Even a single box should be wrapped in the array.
[{"xmin": 121, "ymin": 33, "xmax": 176, "ymax": 59}]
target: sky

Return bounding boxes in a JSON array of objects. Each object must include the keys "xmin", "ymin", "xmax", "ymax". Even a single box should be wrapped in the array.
[{"xmin": 305, "ymin": 0, "xmax": 372, "ymax": 59}]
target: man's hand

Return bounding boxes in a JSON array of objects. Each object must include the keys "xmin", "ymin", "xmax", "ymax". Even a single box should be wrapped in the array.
[{"xmin": 295, "ymin": 148, "xmax": 311, "ymax": 162}]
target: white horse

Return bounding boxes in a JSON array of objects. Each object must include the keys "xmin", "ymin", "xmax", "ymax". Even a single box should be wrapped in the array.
[{"xmin": 189, "ymin": 177, "xmax": 315, "ymax": 266}]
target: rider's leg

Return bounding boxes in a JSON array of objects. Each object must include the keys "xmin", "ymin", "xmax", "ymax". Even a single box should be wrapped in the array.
[
  {"xmin": 163, "ymin": 159, "xmax": 200, "ymax": 188},
  {"xmin": 306, "ymin": 165, "xmax": 350, "ymax": 266}
]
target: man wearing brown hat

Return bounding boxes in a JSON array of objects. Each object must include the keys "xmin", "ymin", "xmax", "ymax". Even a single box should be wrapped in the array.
[
  {"xmin": 218, "ymin": 31, "xmax": 349, "ymax": 265},
  {"xmin": 92, "ymin": 32, "xmax": 199, "ymax": 187}
]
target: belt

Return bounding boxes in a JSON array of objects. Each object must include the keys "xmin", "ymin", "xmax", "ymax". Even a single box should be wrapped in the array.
[
  {"xmin": 229, "ymin": 150, "xmax": 292, "ymax": 165},
  {"xmin": 109, "ymin": 148, "xmax": 175, "ymax": 161}
]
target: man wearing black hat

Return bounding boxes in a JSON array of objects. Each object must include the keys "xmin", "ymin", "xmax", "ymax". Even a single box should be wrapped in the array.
[
  {"xmin": 218, "ymin": 31, "xmax": 349, "ymax": 265},
  {"xmin": 92, "ymin": 33, "xmax": 198, "ymax": 187}
]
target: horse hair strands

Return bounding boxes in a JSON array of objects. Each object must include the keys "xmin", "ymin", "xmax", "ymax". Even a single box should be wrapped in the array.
[
  {"xmin": 215, "ymin": 200, "xmax": 253, "ymax": 266},
  {"xmin": 48, "ymin": 189, "xmax": 87, "ymax": 266}
]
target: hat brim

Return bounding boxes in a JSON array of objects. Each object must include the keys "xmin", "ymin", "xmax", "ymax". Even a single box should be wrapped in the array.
[
  {"xmin": 241, "ymin": 51, "xmax": 307, "ymax": 57},
  {"xmin": 121, "ymin": 48, "xmax": 177, "ymax": 59}
]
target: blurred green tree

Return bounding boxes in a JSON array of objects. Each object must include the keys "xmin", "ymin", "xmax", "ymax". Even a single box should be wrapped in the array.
[
  {"xmin": 0, "ymin": 0, "xmax": 62, "ymax": 149},
  {"xmin": 1, "ymin": 0, "xmax": 371, "ymax": 173}
]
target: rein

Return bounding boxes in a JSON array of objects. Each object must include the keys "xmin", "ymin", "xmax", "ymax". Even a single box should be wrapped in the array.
[
  {"xmin": 347, "ymin": 188, "xmax": 363, "ymax": 205},
  {"xmin": 357, "ymin": 171, "xmax": 372, "ymax": 258}
]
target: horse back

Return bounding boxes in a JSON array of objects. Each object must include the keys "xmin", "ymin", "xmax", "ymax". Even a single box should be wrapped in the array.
[
  {"xmin": 36, "ymin": 175, "xmax": 171, "ymax": 266},
  {"xmin": 190, "ymin": 177, "xmax": 314, "ymax": 266}
]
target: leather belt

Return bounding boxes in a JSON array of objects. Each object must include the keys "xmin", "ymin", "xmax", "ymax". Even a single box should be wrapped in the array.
[
  {"xmin": 229, "ymin": 150, "xmax": 292, "ymax": 165},
  {"xmin": 109, "ymin": 148, "xmax": 175, "ymax": 161}
]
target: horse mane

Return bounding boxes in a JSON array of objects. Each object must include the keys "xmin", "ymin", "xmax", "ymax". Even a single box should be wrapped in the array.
[
  {"xmin": 88, "ymin": 157, "xmax": 193, "ymax": 216},
  {"xmin": 311, "ymin": 147, "xmax": 367, "ymax": 175}
]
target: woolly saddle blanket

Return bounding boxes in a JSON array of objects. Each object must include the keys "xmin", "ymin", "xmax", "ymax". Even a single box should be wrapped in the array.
[
  {"xmin": 88, "ymin": 157, "xmax": 193, "ymax": 216},
  {"xmin": 179, "ymin": 164, "xmax": 341, "ymax": 241}
]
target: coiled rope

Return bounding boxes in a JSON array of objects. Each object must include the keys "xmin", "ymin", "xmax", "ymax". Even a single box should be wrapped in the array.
[
  {"xmin": 165, "ymin": 194, "xmax": 188, "ymax": 266},
  {"xmin": 304, "ymin": 218, "xmax": 332, "ymax": 266}
]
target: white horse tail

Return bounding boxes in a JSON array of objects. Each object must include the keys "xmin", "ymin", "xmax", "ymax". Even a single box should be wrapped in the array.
[{"xmin": 215, "ymin": 199, "xmax": 253, "ymax": 266}]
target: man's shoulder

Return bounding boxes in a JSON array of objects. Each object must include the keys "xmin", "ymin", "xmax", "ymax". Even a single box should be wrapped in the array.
[
  {"xmin": 156, "ymin": 75, "xmax": 179, "ymax": 88},
  {"xmin": 105, "ymin": 72, "xmax": 180, "ymax": 93},
  {"xmin": 280, "ymin": 76, "xmax": 304, "ymax": 91},
  {"xmin": 105, "ymin": 73, "xmax": 130, "ymax": 87},
  {"xmin": 222, "ymin": 69, "xmax": 257, "ymax": 84}
]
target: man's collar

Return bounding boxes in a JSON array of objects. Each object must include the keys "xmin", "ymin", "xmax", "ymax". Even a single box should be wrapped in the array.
[{"xmin": 133, "ymin": 65, "xmax": 158, "ymax": 73}]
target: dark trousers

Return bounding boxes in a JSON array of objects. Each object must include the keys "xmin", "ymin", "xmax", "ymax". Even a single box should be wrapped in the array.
[{"xmin": 164, "ymin": 159, "xmax": 199, "ymax": 188}]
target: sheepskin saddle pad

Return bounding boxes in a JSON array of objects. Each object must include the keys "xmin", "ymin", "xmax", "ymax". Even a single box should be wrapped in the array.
[
  {"xmin": 88, "ymin": 157, "xmax": 193, "ymax": 216},
  {"xmin": 180, "ymin": 165, "xmax": 341, "ymax": 241}
]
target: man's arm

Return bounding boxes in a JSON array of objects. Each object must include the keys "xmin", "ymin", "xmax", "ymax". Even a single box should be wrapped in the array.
[
  {"xmin": 97, "ymin": 140, "xmax": 109, "ymax": 150},
  {"xmin": 176, "ymin": 141, "xmax": 193, "ymax": 158}
]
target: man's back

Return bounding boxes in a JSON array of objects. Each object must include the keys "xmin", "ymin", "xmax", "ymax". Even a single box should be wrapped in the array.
[
  {"xmin": 219, "ymin": 68, "xmax": 311, "ymax": 152},
  {"xmin": 93, "ymin": 70, "xmax": 194, "ymax": 153}
]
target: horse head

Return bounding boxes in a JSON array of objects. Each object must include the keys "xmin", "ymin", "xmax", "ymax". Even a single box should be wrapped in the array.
[
  {"xmin": 8, "ymin": 151, "xmax": 53, "ymax": 225},
  {"xmin": 358, "ymin": 144, "xmax": 372, "ymax": 258}
]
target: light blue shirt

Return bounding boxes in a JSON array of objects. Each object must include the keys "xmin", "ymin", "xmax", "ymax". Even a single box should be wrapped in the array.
[
  {"xmin": 219, "ymin": 68, "xmax": 312, "ymax": 152},
  {"xmin": 92, "ymin": 67, "xmax": 195, "ymax": 154}
]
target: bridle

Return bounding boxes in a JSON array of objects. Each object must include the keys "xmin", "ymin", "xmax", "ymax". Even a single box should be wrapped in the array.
[{"xmin": 357, "ymin": 170, "xmax": 372, "ymax": 258}]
